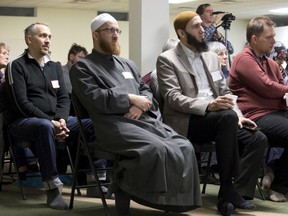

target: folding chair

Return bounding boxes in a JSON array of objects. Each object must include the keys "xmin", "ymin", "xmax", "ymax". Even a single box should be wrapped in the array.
[
  {"xmin": 69, "ymin": 92, "xmax": 116, "ymax": 216},
  {"xmin": 0, "ymin": 136, "xmax": 10, "ymax": 191},
  {"xmin": 257, "ymin": 147, "xmax": 276, "ymax": 201},
  {"xmin": 193, "ymin": 141, "xmax": 216, "ymax": 194}
]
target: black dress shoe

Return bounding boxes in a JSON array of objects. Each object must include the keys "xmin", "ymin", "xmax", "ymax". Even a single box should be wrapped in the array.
[{"xmin": 217, "ymin": 201, "xmax": 235, "ymax": 216}]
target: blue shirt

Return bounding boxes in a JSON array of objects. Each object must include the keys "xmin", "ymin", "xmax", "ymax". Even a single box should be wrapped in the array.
[{"xmin": 204, "ymin": 25, "xmax": 234, "ymax": 54}]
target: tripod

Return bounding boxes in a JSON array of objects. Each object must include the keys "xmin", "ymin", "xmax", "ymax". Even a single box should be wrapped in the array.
[{"xmin": 219, "ymin": 19, "xmax": 233, "ymax": 67}]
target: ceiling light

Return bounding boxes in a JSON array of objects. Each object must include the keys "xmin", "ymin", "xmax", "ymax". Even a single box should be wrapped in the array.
[
  {"xmin": 169, "ymin": 0, "xmax": 196, "ymax": 4},
  {"xmin": 270, "ymin": 8, "xmax": 288, "ymax": 14}
]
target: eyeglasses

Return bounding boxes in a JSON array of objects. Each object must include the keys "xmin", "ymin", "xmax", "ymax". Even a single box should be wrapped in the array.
[{"xmin": 96, "ymin": 28, "xmax": 122, "ymax": 35}]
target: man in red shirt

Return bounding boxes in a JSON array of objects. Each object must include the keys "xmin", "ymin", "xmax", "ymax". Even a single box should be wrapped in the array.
[{"xmin": 229, "ymin": 16, "xmax": 288, "ymax": 202}]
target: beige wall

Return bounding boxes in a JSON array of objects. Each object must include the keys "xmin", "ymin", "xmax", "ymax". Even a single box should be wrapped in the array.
[
  {"xmin": 0, "ymin": 7, "xmax": 129, "ymax": 64},
  {"xmin": 3, "ymin": 7, "xmax": 287, "ymax": 72}
]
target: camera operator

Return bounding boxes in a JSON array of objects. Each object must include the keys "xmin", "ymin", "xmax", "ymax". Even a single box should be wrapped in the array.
[{"xmin": 196, "ymin": 3, "xmax": 234, "ymax": 54}]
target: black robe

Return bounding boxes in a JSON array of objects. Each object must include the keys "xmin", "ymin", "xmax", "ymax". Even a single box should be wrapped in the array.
[{"xmin": 70, "ymin": 49, "xmax": 201, "ymax": 211}]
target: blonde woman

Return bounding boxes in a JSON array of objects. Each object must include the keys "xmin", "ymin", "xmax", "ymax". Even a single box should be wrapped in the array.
[{"xmin": 0, "ymin": 42, "xmax": 9, "ymax": 83}]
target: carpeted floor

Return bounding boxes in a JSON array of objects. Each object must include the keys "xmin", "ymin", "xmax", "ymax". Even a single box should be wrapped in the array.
[{"xmin": 0, "ymin": 175, "xmax": 288, "ymax": 216}]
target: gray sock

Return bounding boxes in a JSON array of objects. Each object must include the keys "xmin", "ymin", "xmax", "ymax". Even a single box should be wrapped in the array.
[{"xmin": 46, "ymin": 188, "xmax": 68, "ymax": 210}]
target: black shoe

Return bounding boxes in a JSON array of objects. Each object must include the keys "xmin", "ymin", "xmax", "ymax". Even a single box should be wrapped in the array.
[
  {"xmin": 219, "ymin": 188, "xmax": 256, "ymax": 210},
  {"xmin": 217, "ymin": 200, "xmax": 235, "ymax": 216}
]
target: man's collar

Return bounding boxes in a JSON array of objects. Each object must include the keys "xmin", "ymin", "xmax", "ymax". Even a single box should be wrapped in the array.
[
  {"xmin": 179, "ymin": 42, "xmax": 201, "ymax": 59},
  {"xmin": 27, "ymin": 50, "xmax": 51, "ymax": 64},
  {"xmin": 247, "ymin": 45, "xmax": 266, "ymax": 59}
]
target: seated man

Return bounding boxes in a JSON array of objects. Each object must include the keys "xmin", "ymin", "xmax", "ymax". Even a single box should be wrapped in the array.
[
  {"xmin": 156, "ymin": 11, "xmax": 267, "ymax": 216},
  {"xmin": 62, "ymin": 43, "xmax": 88, "ymax": 95},
  {"xmin": 229, "ymin": 16, "xmax": 288, "ymax": 202},
  {"xmin": 4, "ymin": 22, "xmax": 83, "ymax": 210},
  {"xmin": 70, "ymin": 13, "xmax": 202, "ymax": 215}
]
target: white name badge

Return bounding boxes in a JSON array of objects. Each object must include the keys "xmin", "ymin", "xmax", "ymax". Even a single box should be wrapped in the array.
[
  {"xmin": 122, "ymin": 71, "xmax": 134, "ymax": 79},
  {"xmin": 211, "ymin": 70, "xmax": 222, "ymax": 82},
  {"xmin": 51, "ymin": 80, "xmax": 60, "ymax": 88}
]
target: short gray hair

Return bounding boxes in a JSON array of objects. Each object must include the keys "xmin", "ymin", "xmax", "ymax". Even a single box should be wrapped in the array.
[
  {"xmin": 208, "ymin": 41, "xmax": 227, "ymax": 54},
  {"xmin": 24, "ymin": 22, "xmax": 49, "ymax": 44},
  {"xmin": 162, "ymin": 38, "xmax": 179, "ymax": 52}
]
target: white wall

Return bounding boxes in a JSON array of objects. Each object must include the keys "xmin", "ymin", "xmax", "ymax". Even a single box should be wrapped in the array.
[
  {"xmin": 129, "ymin": 0, "xmax": 169, "ymax": 76},
  {"xmin": 275, "ymin": 26, "xmax": 288, "ymax": 48}
]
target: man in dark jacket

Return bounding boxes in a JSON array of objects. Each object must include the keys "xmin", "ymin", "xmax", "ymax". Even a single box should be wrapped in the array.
[{"xmin": 5, "ymin": 22, "xmax": 75, "ymax": 210}]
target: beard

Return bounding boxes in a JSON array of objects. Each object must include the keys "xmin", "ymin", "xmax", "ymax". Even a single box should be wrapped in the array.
[
  {"xmin": 99, "ymin": 38, "xmax": 121, "ymax": 56},
  {"xmin": 185, "ymin": 31, "xmax": 208, "ymax": 53}
]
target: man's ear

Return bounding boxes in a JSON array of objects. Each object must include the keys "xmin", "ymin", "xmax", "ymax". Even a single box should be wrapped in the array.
[
  {"xmin": 92, "ymin": 32, "xmax": 99, "ymax": 40},
  {"xmin": 27, "ymin": 35, "xmax": 32, "ymax": 45},
  {"xmin": 176, "ymin": 29, "xmax": 185, "ymax": 38},
  {"xmin": 69, "ymin": 53, "xmax": 75, "ymax": 61},
  {"xmin": 251, "ymin": 35, "xmax": 257, "ymax": 44}
]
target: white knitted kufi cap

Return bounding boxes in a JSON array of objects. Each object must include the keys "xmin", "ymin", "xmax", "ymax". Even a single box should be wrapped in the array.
[{"xmin": 91, "ymin": 13, "xmax": 117, "ymax": 32}]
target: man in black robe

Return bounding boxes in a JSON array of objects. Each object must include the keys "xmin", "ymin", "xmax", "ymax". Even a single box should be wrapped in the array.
[{"xmin": 70, "ymin": 13, "xmax": 201, "ymax": 215}]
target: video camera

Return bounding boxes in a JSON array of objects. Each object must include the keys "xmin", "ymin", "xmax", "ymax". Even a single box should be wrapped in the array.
[
  {"xmin": 212, "ymin": 11, "xmax": 236, "ymax": 30},
  {"xmin": 221, "ymin": 13, "xmax": 236, "ymax": 22}
]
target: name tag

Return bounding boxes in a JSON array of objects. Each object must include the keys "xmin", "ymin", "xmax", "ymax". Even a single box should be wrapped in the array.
[
  {"xmin": 51, "ymin": 80, "xmax": 60, "ymax": 88},
  {"xmin": 122, "ymin": 71, "xmax": 134, "ymax": 79},
  {"xmin": 211, "ymin": 70, "xmax": 222, "ymax": 81}
]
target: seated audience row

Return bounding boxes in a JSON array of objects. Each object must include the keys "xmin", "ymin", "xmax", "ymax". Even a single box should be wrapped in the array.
[{"xmin": 1, "ymin": 7, "xmax": 288, "ymax": 216}]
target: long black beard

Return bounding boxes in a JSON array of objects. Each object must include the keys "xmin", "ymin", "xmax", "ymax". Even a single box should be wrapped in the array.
[{"xmin": 185, "ymin": 31, "xmax": 208, "ymax": 53}]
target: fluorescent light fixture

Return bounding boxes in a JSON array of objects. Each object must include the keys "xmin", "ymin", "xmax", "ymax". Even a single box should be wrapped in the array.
[
  {"xmin": 270, "ymin": 8, "xmax": 288, "ymax": 14},
  {"xmin": 169, "ymin": 0, "xmax": 196, "ymax": 4}
]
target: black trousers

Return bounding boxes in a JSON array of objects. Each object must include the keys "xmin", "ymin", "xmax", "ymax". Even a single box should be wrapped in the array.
[
  {"xmin": 254, "ymin": 110, "xmax": 288, "ymax": 194},
  {"xmin": 188, "ymin": 109, "xmax": 267, "ymax": 198}
]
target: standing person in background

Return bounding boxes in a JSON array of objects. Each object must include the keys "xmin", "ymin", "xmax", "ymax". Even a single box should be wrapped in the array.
[
  {"xmin": 62, "ymin": 43, "xmax": 88, "ymax": 94},
  {"xmin": 229, "ymin": 16, "xmax": 288, "ymax": 202},
  {"xmin": 157, "ymin": 11, "xmax": 267, "ymax": 216},
  {"xmin": 196, "ymin": 3, "xmax": 234, "ymax": 55},
  {"xmin": 70, "ymin": 13, "xmax": 202, "ymax": 216}
]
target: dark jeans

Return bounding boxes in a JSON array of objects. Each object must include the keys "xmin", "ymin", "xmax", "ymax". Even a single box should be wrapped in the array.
[
  {"xmin": 11, "ymin": 116, "xmax": 107, "ymax": 182},
  {"xmin": 188, "ymin": 109, "xmax": 267, "ymax": 198},
  {"xmin": 10, "ymin": 117, "xmax": 63, "ymax": 181},
  {"xmin": 254, "ymin": 110, "xmax": 288, "ymax": 194}
]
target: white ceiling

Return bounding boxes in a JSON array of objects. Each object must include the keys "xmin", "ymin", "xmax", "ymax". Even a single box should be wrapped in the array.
[{"xmin": 0, "ymin": 0, "xmax": 287, "ymax": 20}]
